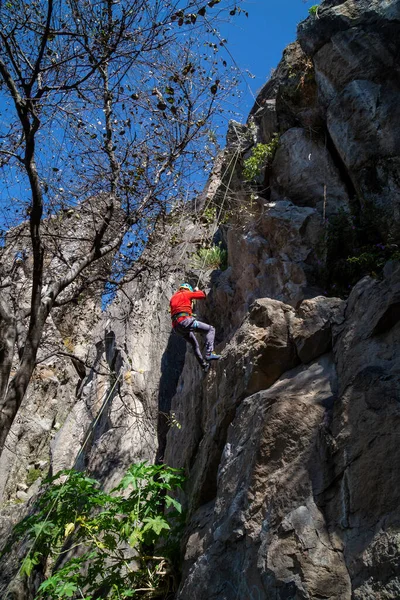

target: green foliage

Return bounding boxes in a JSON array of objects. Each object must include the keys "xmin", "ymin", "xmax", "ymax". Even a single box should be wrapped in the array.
[
  {"xmin": 200, "ymin": 205, "xmax": 217, "ymax": 226},
  {"xmin": 242, "ymin": 135, "xmax": 280, "ymax": 182},
  {"xmin": 191, "ymin": 243, "xmax": 227, "ymax": 271},
  {"xmin": 308, "ymin": 4, "xmax": 319, "ymax": 16},
  {"xmin": 26, "ymin": 468, "xmax": 42, "ymax": 487},
  {"xmin": 320, "ymin": 205, "xmax": 399, "ymax": 296},
  {"xmin": 5, "ymin": 463, "xmax": 185, "ymax": 599}
]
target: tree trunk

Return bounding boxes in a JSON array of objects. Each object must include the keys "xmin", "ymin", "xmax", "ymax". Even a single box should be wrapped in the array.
[
  {"xmin": 0, "ymin": 303, "xmax": 49, "ymax": 455},
  {"xmin": 0, "ymin": 308, "xmax": 16, "ymax": 406}
]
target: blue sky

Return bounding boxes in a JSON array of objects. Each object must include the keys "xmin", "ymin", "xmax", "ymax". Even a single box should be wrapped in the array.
[
  {"xmin": 0, "ymin": 1, "xmax": 314, "ymax": 234},
  {"xmin": 219, "ymin": 0, "xmax": 313, "ymax": 119}
]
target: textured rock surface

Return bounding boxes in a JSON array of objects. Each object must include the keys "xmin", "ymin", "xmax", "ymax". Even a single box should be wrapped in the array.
[
  {"xmin": 0, "ymin": 210, "xmax": 207, "ymax": 596},
  {"xmin": 1, "ymin": 1, "xmax": 400, "ymax": 599},
  {"xmin": 167, "ymin": 264, "xmax": 400, "ymax": 600},
  {"xmin": 299, "ymin": 0, "xmax": 400, "ymax": 239},
  {"xmin": 270, "ymin": 128, "xmax": 350, "ymax": 216},
  {"xmin": 176, "ymin": 356, "xmax": 350, "ymax": 600},
  {"xmin": 163, "ymin": 1, "xmax": 400, "ymax": 598}
]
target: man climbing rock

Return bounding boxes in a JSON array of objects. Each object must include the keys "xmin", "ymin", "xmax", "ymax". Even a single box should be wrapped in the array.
[{"xmin": 170, "ymin": 283, "xmax": 221, "ymax": 372}]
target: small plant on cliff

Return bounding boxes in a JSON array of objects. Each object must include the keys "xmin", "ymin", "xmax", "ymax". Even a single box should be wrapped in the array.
[
  {"xmin": 200, "ymin": 204, "xmax": 218, "ymax": 226},
  {"xmin": 3, "ymin": 463, "xmax": 184, "ymax": 599},
  {"xmin": 242, "ymin": 135, "xmax": 280, "ymax": 182},
  {"xmin": 26, "ymin": 468, "xmax": 42, "ymax": 487},
  {"xmin": 308, "ymin": 4, "xmax": 319, "ymax": 16},
  {"xmin": 191, "ymin": 243, "xmax": 228, "ymax": 271},
  {"xmin": 319, "ymin": 204, "xmax": 400, "ymax": 296}
]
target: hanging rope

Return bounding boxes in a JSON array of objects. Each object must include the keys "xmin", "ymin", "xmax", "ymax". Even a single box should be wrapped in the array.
[
  {"xmin": 172, "ymin": 142, "xmax": 243, "ymax": 278},
  {"xmin": 195, "ymin": 145, "xmax": 242, "ymax": 287}
]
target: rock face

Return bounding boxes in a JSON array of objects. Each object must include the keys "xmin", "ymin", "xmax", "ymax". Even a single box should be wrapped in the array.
[
  {"xmin": 1, "ymin": 1, "xmax": 400, "ymax": 599},
  {"xmin": 166, "ymin": 262, "xmax": 400, "ymax": 599},
  {"xmin": 162, "ymin": 1, "xmax": 400, "ymax": 598},
  {"xmin": 298, "ymin": 0, "xmax": 400, "ymax": 239},
  {"xmin": 0, "ymin": 199, "xmax": 212, "ymax": 596}
]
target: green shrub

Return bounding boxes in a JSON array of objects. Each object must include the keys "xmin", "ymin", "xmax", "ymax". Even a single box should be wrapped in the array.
[
  {"xmin": 4, "ymin": 462, "xmax": 185, "ymax": 599},
  {"xmin": 191, "ymin": 244, "xmax": 227, "ymax": 271},
  {"xmin": 26, "ymin": 468, "xmax": 42, "ymax": 487},
  {"xmin": 308, "ymin": 4, "xmax": 319, "ymax": 16},
  {"xmin": 200, "ymin": 205, "xmax": 217, "ymax": 225},
  {"xmin": 319, "ymin": 205, "xmax": 399, "ymax": 296},
  {"xmin": 242, "ymin": 135, "xmax": 280, "ymax": 182}
]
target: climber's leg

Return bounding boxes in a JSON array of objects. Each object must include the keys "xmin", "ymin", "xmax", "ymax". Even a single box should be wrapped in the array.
[
  {"xmin": 192, "ymin": 321, "xmax": 221, "ymax": 360},
  {"xmin": 187, "ymin": 331, "xmax": 207, "ymax": 367},
  {"xmin": 174, "ymin": 318, "xmax": 208, "ymax": 369}
]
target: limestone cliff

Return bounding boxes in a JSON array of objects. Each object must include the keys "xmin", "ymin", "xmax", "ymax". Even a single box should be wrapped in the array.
[{"xmin": 1, "ymin": 0, "xmax": 400, "ymax": 599}]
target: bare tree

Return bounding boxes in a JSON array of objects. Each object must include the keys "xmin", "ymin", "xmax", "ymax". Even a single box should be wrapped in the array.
[{"xmin": 0, "ymin": 0, "xmax": 242, "ymax": 455}]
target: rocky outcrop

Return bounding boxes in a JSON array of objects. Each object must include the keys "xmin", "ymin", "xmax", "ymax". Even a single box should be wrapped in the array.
[
  {"xmin": 162, "ymin": 0, "xmax": 400, "ymax": 598},
  {"xmin": 298, "ymin": 0, "xmax": 400, "ymax": 240},
  {"xmin": 166, "ymin": 263, "xmax": 399, "ymax": 600},
  {"xmin": 1, "ymin": 1, "xmax": 400, "ymax": 599}
]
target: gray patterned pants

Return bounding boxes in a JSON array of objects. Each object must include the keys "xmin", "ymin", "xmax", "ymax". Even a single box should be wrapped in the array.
[{"xmin": 174, "ymin": 317, "xmax": 215, "ymax": 366}]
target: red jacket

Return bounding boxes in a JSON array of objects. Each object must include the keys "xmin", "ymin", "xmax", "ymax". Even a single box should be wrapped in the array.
[{"xmin": 170, "ymin": 289, "xmax": 206, "ymax": 326}]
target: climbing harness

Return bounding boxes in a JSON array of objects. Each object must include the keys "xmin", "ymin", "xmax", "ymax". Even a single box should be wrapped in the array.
[{"xmin": 171, "ymin": 311, "xmax": 192, "ymax": 322}]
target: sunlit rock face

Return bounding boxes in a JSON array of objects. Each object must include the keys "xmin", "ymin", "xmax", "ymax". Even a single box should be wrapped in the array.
[
  {"xmin": 1, "ymin": 1, "xmax": 400, "ymax": 599},
  {"xmin": 163, "ymin": 0, "xmax": 400, "ymax": 598},
  {"xmin": 167, "ymin": 262, "xmax": 400, "ymax": 600}
]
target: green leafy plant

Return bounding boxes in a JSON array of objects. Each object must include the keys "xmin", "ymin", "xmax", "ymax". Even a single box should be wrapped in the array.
[
  {"xmin": 26, "ymin": 468, "xmax": 42, "ymax": 487},
  {"xmin": 62, "ymin": 337, "xmax": 75, "ymax": 353},
  {"xmin": 242, "ymin": 135, "xmax": 280, "ymax": 182},
  {"xmin": 4, "ymin": 463, "xmax": 185, "ymax": 599},
  {"xmin": 308, "ymin": 4, "xmax": 319, "ymax": 16},
  {"xmin": 318, "ymin": 205, "xmax": 399, "ymax": 297},
  {"xmin": 191, "ymin": 243, "xmax": 227, "ymax": 271},
  {"xmin": 200, "ymin": 205, "xmax": 217, "ymax": 226}
]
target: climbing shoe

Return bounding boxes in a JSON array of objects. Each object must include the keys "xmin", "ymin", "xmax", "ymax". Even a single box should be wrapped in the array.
[
  {"xmin": 205, "ymin": 353, "xmax": 221, "ymax": 361},
  {"xmin": 202, "ymin": 362, "xmax": 210, "ymax": 373}
]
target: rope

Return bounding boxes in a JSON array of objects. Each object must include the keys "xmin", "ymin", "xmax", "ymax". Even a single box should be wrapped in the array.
[
  {"xmin": 171, "ymin": 143, "xmax": 242, "ymax": 279},
  {"xmin": 195, "ymin": 146, "xmax": 241, "ymax": 287}
]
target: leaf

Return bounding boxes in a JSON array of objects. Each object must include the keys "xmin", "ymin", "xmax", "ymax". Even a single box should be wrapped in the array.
[
  {"xmin": 182, "ymin": 63, "xmax": 193, "ymax": 77},
  {"xmin": 128, "ymin": 529, "xmax": 142, "ymax": 548},
  {"xmin": 32, "ymin": 521, "xmax": 54, "ymax": 537},
  {"xmin": 142, "ymin": 516, "xmax": 170, "ymax": 536},
  {"xmin": 20, "ymin": 557, "xmax": 34, "ymax": 577},
  {"xmin": 164, "ymin": 495, "xmax": 182, "ymax": 513},
  {"xmin": 64, "ymin": 522, "xmax": 75, "ymax": 538},
  {"xmin": 59, "ymin": 581, "xmax": 78, "ymax": 597},
  {"xmin": 157, "ymin": 102, "xmax": 167, "ymax": 111},
  {"xmin": 198, "ymin": 6, "xmax": 206, "ymax": 16},
  {"xmin": 103, "ymin": 533, "xmax": 117, "ymax": 550}
]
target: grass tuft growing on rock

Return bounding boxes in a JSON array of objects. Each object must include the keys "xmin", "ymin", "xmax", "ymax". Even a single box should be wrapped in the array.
[{"xmin": 191, "ymin": 244, "xmax": 228, "ymax": 271}]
